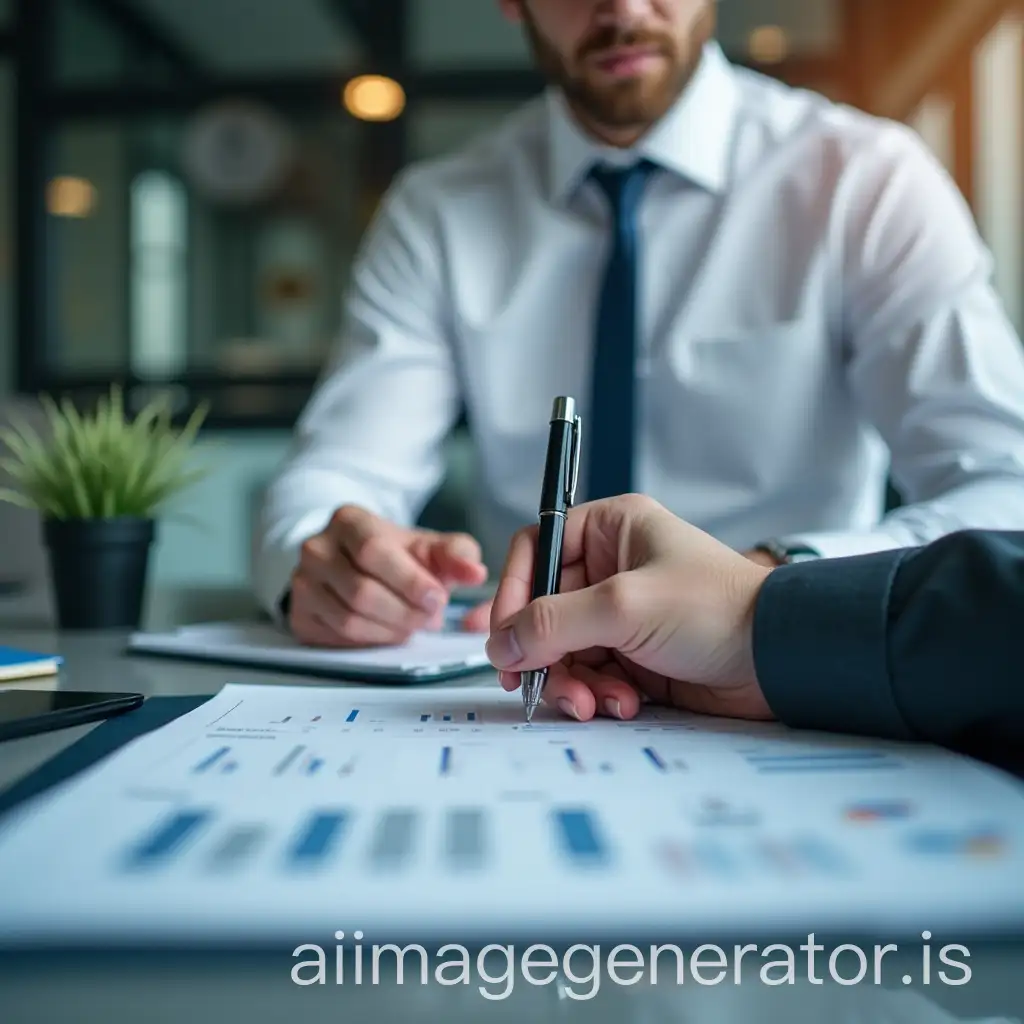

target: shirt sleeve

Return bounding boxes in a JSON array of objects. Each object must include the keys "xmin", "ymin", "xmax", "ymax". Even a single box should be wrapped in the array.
[
  {"xmin": 250, "ymin": 169, "xmax": 461, "ymax": 618},
  {"xmin": 777, "ymin": 124, "xmax": 1024, "ymax": 562}
]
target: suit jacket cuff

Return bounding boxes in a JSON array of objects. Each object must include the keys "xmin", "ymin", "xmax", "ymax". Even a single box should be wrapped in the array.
[{"xmin": 752, "ymin": 550, "xmax": 915, "ymax": 740}]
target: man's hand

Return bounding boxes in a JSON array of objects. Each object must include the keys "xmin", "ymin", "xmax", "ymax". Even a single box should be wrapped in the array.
[
  {"xmin": 485, "ymin": 495, "xmax": 775, "ymax": 722},
  {"xmin": 289, "ymin": 505, "xmax": 488, "ymax": 647}
]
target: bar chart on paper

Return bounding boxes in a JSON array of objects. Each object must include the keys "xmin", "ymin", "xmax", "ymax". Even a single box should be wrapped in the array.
[{"xmin": 0, "ymin": 682, "xmax": 1022, "ymax": 946}]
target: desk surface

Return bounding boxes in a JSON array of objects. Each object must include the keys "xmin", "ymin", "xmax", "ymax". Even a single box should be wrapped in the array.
[{"xmin": 1, "ymin": 624, "xmax": 1023, "ymax": 1024}]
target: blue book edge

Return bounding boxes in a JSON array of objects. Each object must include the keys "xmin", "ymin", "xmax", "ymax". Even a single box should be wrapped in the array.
[{"xmin": 0, "ymin": 646, "xmax": 63, "ymax": 667}]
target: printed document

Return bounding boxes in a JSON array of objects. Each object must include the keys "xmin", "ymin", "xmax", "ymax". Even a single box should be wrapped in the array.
[{"xmin": 0, "ymin": 683, "xmax": 1021, "ymax": 946}]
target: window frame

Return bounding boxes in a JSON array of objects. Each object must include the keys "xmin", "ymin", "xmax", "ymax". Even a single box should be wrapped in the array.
[{"xmin": 13, "ymin": 0, "xmax": 543, "ymax": 427}]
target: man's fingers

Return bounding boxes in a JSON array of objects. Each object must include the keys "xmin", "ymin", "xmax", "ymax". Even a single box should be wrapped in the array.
[
  {"xmin": 425, "ymin": 533, "xmax": 488, "ymax": 585},
  {"xmin": 489, "ymin": 525, "xmax": 538, "ymax": 631},
  {"xmin": 486, "ymin": 575, "xmax": 637, "ymax": 672},
  {"xmin": 326, "ymin": 612, "xmax": 409, "ymax": 648},
  {"xmin": 541, "ymin": 664, "xmax": 643, "ymax": 722},
  {"xmin": 489, "ymin": 525, "xmax": 589, "ymax": 633},
  {"xmin": 329, "ymin": 550, "xmax": 430, "ymax": 631},
  {"xmin": 289, "ymin": 574, "xmax": 346, "ymax": 636},
  {"xmin": 460, "ymin": 599, "xmax": 493, "ymax": 633},
  {"xmin": 571, "ymin": 662, "xmax": 643, "ymax": 720},
  {"xmin": 333, "ymin": 508, "xmax": 446, "ymax": 613},
  {"xmin": 290, "ymin": 574, "xmax": 412, "ymax": 647}
]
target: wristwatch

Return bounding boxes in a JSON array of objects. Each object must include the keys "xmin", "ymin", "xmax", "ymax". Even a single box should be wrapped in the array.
[{"xmin": 754, "ymin": 539, "xmax": 820, "ymax": 565}]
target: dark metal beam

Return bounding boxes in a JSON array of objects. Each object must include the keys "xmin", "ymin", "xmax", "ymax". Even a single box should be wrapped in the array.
[
  {"xmin": 45, "ymin": 68, "xmax": 546, "ymax": 119},
  {"xmin": 84, "ymin": 0, "xmax": 204, "ymax": 74},
  {"xmin": 14, "ymin": 0, "xmax": 54, "ymax": 394}
]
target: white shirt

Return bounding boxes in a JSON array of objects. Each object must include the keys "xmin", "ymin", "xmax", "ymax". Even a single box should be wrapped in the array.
[{"xmin": 252, "ymin": 42, "xmax": 1024, "ymax": 616}]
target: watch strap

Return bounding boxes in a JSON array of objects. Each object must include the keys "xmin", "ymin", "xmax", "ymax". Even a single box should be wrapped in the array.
[{"xmin": 755, "ymin": 539, "xmax": 820, "ymax": 565}]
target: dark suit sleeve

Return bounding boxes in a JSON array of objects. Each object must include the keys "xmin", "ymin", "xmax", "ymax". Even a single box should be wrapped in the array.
[{"xmin": 752, "ymin": 530, "xmax": 1024, "ymax": 750}]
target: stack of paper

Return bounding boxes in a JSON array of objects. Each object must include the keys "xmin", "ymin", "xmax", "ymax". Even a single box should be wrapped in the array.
[{"xmin": 127, "ymin": 622, "xmax": 489, "ymax": 682}]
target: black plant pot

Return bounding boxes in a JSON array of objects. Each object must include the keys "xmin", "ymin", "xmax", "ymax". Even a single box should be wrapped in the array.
[{"xmin": 43, "ymin": 517, "xmax": 156, "ymax": 630}]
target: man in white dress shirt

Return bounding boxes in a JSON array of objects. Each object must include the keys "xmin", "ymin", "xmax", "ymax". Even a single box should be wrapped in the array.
[{"xmin": 253, "ymin": 0, "xmax": 1024, "ymax": 648}]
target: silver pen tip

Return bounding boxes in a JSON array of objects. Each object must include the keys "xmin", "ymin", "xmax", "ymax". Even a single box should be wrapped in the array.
[{"xmin": 525, "ymin": 703, "xmax": 536, "ymax": 724}]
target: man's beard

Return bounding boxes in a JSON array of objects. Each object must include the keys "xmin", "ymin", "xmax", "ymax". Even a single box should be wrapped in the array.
[{"xmin": 523, "ymin": 15, "xmax": 704, "ymax": 131}]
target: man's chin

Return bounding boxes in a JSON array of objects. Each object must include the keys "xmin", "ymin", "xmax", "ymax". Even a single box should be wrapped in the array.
[{"xmin": 571, "ymin": 75, "xmax": 678, "ymax": 126}]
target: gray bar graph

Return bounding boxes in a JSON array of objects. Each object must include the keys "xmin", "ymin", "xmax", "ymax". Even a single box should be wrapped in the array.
[
  {"xmin": 207, "ymin": 825, "xmax": 265, "ymax": 871},
  {"xmin": 273, "ymin": 745, "xmax": 305, "ymax": 776},
  {"xmin": 370, "ymin": 810, "xmax": 417, "ymax": 869},
  {"xmin": 444, "ymin": 809, "xmax": 485, "ymax": 869}
]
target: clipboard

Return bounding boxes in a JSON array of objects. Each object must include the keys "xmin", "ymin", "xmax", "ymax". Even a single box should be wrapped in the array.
[{"xmin": 125, "ymin": 620, "xmax": 491, "ymax": 683}]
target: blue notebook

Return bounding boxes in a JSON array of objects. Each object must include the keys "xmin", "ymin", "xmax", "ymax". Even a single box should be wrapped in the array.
[{"xmin": 0, "ymin": 646, "xmax": 62, "ymax": 683}]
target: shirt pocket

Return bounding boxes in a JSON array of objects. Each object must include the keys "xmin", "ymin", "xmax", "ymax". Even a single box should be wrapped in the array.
[
  {"xmin": 660, "ymin": 320, "xmax": 821, "ymax": 384},
  {"xmin": 648, "ymin": 320, "xmax": 834, "ymax": 481}
]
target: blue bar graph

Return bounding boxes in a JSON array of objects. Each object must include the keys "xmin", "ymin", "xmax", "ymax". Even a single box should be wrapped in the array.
[
  {"xmin": 346, "ymin": 710, "xmax": 359, "ymax": 723},
  {"xmin": 642, "ymin": 747, "xmax": 667, "ymax": 772},
  {"xmin": 553, "ymin": 809, "xmax": 607, "ymax": 864},
  {"xmin": 442, "ymin": 714, "xmax": 452, "ymax": 722},
  {"xmin": 306, "ymin": 758, "xmax": 324, "ymax": 775},
  {"xmin": 564, "ymin": 749, "xmax": 583, "ymax": 772},
  {"xmin": 288, "ymin": 811, "xmax": 348, "ymax": 866},
  {"xmin": 467, "ymin": 712, "xmax": 476, "ymax": 722},
  {"xmin": 420, "ymin": 714, "xmax": 431, "ymax": 722},
  {"xmin": 125, "ymin": 810, "xmax": 210, "ymax": 868},
  {"xmin": 440, "ymin": 746, "xmax": 452, "ymax": 775},
  {"xmin": 192, "ymin": 747, "xmax": 230, "ymax": 774}
]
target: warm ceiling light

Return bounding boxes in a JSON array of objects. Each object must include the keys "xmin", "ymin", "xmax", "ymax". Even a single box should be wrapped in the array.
[
  {"xmin": 343, "ymin": 74, "xmax": 406, "ymax": 122},
  {"xmin": 46, "ymin": 176, "xmax": 97, "ymax": 218},
  {"xmin": 748, "ymin": 25, "xmax": 789, "ymax": 64}
]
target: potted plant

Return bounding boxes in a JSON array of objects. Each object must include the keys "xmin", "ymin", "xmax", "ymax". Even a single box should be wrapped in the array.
[{"xmin": 0, "ymin": 385, "xmax": 208, "ymax": 630}]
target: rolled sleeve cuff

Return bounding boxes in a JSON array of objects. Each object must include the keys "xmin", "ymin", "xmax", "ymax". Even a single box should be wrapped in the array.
[
  {"xmin": 253, "ymin": 542, "xmax": 301, "ymax": 625},
  {"xmin": 776, "ymin": 529, "xmax": 907, "ymax": 561},
  {"xmin": 251, "ymin": 508, "xmax": 338, "ymax": 623},
  {"xmin": 752, "ymin": 549, "xmax": 915, "ymax": 740}
]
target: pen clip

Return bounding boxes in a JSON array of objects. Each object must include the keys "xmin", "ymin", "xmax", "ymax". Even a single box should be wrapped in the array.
[{"xmin": 566, "ymin": 414, "xmax": 582, "ymax": 507}]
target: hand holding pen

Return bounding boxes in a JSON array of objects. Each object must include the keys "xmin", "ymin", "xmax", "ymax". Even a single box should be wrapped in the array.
[{"xmin": 514, "ymin": 397, "xmax": 582, "ymax": 721}]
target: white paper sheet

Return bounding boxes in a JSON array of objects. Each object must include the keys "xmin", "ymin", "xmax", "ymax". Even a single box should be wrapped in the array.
[
  {"xmin": 127, "ymin": 622, "xmax": 489, "ymax": 680},
  {"xmin": 0, "ymin": 682, "xmax": 1022, "ymax": 946}
]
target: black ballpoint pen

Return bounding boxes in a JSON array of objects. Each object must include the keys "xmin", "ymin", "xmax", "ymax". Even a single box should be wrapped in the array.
[{"xmin": 522, "ymin": 396, "xmax": 582, "ymax": 722}]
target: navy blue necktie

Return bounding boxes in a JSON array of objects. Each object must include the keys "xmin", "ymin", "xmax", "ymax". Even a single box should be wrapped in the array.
[{"xmin": 587, "ymin": 160, "xmax": 655, "ymax": 500}]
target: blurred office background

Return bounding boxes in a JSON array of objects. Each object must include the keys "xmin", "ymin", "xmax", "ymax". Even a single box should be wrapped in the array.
[{"xmin": 0, "ymin": 0, "xmax": 1021, "ymax": 610}]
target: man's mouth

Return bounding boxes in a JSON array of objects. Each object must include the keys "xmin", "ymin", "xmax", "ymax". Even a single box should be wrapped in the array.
[{"xmin": 589, "ymin": 44, "xmax": 664, "ymax": 78}]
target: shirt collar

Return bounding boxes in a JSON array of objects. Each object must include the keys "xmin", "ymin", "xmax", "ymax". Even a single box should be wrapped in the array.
[{"xmin": 546, "ymin": 40, "xmax": 740, "ymax": 204}]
